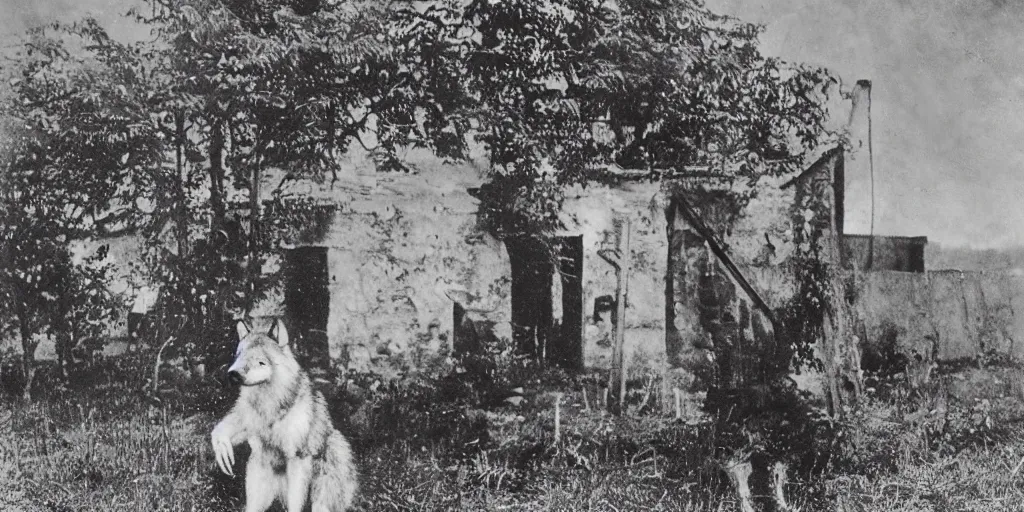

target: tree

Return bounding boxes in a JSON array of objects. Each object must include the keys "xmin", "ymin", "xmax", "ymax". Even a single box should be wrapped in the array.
[
  {"xmin": 123, "ymin": 0, "xmax": 401, "ymax": 367},
  {"xmin": 0, "ymin": 21, "xmax": 164, "ymax": 398},
  {"xmin": 136, "ymin": 0, "xmax": 392, "ymax": 281},
  {"xmin": 389, "ymin": 0, "xmax": 840, "ymax": 358},
  {"xmin": 1, "ymin": 0, "xmax": 405, "ymax": 378},
  {"xmin": 1, "ymin": 0, "xmax": 844, "ymax": 390}
]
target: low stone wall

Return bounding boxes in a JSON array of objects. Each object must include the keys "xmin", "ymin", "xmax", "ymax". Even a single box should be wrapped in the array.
[{"xmin": 855, "ymin": 270, "xmax": 1024, "ymax": 362}]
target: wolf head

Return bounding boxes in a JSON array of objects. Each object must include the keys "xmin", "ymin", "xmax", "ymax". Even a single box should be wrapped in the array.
[{"xmin": 227, "ymin": 320, "xmax": 296, "ymax": 386}]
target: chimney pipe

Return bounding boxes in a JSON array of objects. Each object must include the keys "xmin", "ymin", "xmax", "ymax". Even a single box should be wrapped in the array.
[
  {"xmin": 847, "ymin": 79, "xmax": 875, "ymax": 269},
  {"xmin": 848, "ymin": 79, "xmax": 872, "ymax": 130}
]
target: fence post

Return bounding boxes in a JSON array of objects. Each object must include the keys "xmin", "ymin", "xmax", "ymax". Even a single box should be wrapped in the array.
[{"xmin": 599, "ymin": 216, "xmax": 631, "ymax": 414}]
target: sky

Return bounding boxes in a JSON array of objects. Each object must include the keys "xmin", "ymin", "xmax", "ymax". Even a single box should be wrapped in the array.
[
  {"xmin": 3, "ymin": 0, "xmax": 1024, "ymax": 248},
  {"xmin": 708, "ymin": 0, "xmax": 1024, "ymax": 249}
]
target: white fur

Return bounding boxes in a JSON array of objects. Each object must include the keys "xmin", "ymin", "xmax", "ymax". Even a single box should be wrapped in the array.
[
  {"xmin": 212, "ymin": 320, "xmax": 357, "ymax": 512},
  {"xmin": 236, "ymin": 321, "xmax": 250, "ymax": 341}
]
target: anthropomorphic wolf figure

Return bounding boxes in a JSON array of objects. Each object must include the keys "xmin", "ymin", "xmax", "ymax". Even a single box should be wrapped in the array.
[{"xmin": 211, "ymin": 320, "xmax": 357, "ymax": 512}]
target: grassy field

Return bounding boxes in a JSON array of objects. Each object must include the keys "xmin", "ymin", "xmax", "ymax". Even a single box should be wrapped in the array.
[{"xmin": 4, "ymin": 354, "xmax": 1024, "ymax": 511}]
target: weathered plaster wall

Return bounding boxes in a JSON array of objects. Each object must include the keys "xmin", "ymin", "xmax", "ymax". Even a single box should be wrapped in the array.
[
  {"xmin": 561, "ymin": 172, "xmax": 815, "ymax": 379},
  {"xmin": 267, "ymin": 152, "xmax": 684, "ymax": 375},
  {"xmin": 560, "ymin": 181, "xmax": 668, "ymax": 369},
  {"xmin": 729, "ymin": 180, "xmax": 800, "ymax": 272},
  {"xmin": 291, "ymin": 155, "xmax": 512, "ymax": 373},
  {"xmin": 672, "ymin": 184, "xmax": 800, "ymax": 389},
  {"xmin": 660, "ymin": 148, "xmax": 845, "ymax": 398},
  {"xmin": 265, "ymin": 145, "xmax": 842, "ymax": 383},
  {"xmin": 843, "ymin": 235, "xmax": 927, "ymax": 273},
  {"xmin": 300, "ymin": 169, "xmax": 804, "ymax": 376},
  {"xmin": 856, "ymin": 270, "xmax": 1024, "ymax": 362}
]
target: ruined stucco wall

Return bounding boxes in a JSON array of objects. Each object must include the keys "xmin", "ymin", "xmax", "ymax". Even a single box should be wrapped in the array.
[
  {"xmin": 660, "ymin": 148, "xmax": 845, "ymax": 400},
  {"xmin": 267, "ymin": 144, "xmax": 841, "ymax": 380},
  {"xmin": 856, "ymin": 270, "xmax": 1024, "ymax": 362},
  {"xmin": 316, "ymin": 168, "xmax": 512, "ymax": 373},
  {"xmin": 729, "ymin": 182, "xmax": 798, "ymax": 266},
  {"xmin": 319, "ymin": 175, "xmax": 677, "ymax": 375},
  {"xmin": 842, "ymin": 235, "xmax": 927, "ymax": 273},
  {"xmin": 727, "ymin": 178, "xmax": 801, "ymax": 307},
  {"xmin": 560, "ymin": 173, "xmax": 814, "ymax": 378},
  {"xmin": 665, "ymin": 177, "xmax": 808, "ymax": 390},
  {"xmin": 560, "ymin": 181, "xmax": 667, "ymax": 369}
]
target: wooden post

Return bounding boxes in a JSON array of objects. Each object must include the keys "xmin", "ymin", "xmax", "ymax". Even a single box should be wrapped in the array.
[
  {"xmin": 615, "ymin": 219, "xmax": 630, "ymax": 412},
  {"xmin": 553, "ymin": 392, "xmax": 563, "ymax": 443},
  {"xmin": 723, "ymin": 459, "xmax": 755, "ymax": 512},
  {"xmin": 772, "ymin": 461, "xmax": 793, "ymax": 512},
  {"xmin": 599, "ymin": 216, "xmax": 630, "ymax": 414},
  {"xmin": 674, "ymin": 387, "xmax": 683, "ymax": 420}
]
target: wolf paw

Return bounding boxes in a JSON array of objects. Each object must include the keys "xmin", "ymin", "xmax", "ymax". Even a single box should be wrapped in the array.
[{"xmin": 211, "ymin": 428, "xmax": 236, "ymax": 476}]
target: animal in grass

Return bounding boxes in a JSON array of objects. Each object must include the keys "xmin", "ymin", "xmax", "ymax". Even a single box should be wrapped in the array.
[{"xmin": 211, "ymin": 320, "xmax": 358, "ymax": 512}]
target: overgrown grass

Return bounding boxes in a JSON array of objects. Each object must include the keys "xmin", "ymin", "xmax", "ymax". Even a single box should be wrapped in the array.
[
  {"xmin": 5, "ymin": 356, "xmax": 1024, "ymax": 511},
  {"xmin": 820, "ymin": 362, "xmax": 1024, "ymax": 512}
]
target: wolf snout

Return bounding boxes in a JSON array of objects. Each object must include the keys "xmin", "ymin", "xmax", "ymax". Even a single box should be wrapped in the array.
[{"xmin": 227, "ymin": 369, "xmax": 243, "ymax": 385}]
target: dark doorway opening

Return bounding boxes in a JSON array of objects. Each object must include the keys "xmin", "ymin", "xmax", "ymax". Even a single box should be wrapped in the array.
[
  {"xmin": 506, "ymin": 236, "xmax": 584, "ymax": 370},
  {"xmin": 284, "ymin": 247, "xmax": 330, "ymax": 368},
  {"xmin": 556, "ymin": 236, "xmax": 584, "ymax": 369},
  {"xmin": 507, "ymin": 237, "xmax": 551, "ymax": 358}
]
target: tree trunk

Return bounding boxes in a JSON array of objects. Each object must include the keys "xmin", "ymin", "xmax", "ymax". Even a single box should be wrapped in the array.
[
  {"xmin": 16, "ymin": 297, "xmax": 37, "ymax": 401},
  {"xmin": 209, "ymin": 120, "xmax": 226, "ymax": 233},
  {"xmin": 21, "ymin": 350, "xmax": 36, "ymax": 402},
  {"xmin": 822, "ymin": 269, "xmax": 861, "ymax": 417},
  {"xmin": 174, "ymin": 113, "xmax": 189, "ymax": 258},
  {"xmin": 54, "ymin": 312, "xmax": 72, "ymax": 379},
  {"xmin": 247, "ymin": 162, "xmax": 263, "ymax": 307},
  {"xmin": 664, "ymin": 197, "xmax": 687, "ymax": 366},
  {"xmin": 203, "ymin": 119, "xmax": 229, "ymax": 367}
]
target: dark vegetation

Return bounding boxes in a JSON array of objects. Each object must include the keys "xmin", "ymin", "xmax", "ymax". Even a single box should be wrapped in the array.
[{"xmin": 4, "ymin": 336, "xmax": 1024, "ymax": 511}]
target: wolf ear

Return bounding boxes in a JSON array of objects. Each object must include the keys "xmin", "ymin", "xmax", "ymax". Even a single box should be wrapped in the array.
[
  {"xmin": 236, "ymin": 321, "xmax": 250, "ymax": 340},
  {"xmin": 268, "ymin": 319, "xmax": 289, "ymax": 347}
]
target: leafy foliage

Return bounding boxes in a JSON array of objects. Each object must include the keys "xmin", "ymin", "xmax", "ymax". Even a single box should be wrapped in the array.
[
  {"xmin": 0, "ymin": 21, "xmax": 156, "ymax": 395},
  {"xmin": 139, "ymin": 0, "xmax": 392, "ymax": 183},
  {"xmin": 1, "ymin": 0, "xmax": 842, "ymax": 389},
  {"xmin": 5, "ymin": 20, "xmax": 167, "ymax": 234},
  {"xmin": 392, "ymin": 0, "xmax": 840, "ymax": 239}
]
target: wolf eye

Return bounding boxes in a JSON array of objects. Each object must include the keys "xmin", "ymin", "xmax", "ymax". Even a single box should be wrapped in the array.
[{"xmin": 258, "ymin": 361, "xmax": 267, "ymax": 366}]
